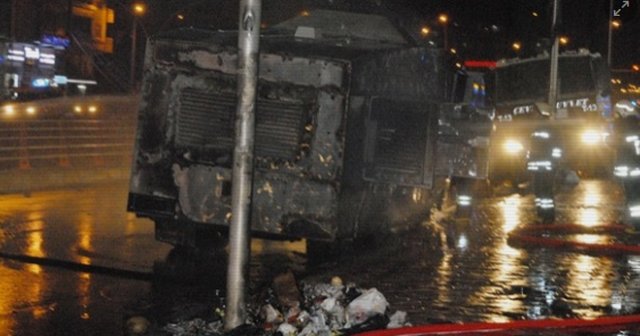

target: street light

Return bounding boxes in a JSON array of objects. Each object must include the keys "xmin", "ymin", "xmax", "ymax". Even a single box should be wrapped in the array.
[
  {"xmin": 133, "ymin": 3, "xmax": 145, "ymax": 15},
  {"xmin": 559, "ymin": 36, "xmax": 569, "ymax": 46},
  {"xmin": 438, "ymin": 14, "xmax": 449, "ymax": 50},
  {"xmin": 420, "ymin": 26, "xmax": 431, "ymax": 37},
  {"xmin": 512, "ymin": 41, "xmax": 522, "ymax": 52},
  {"xmin": 130, "ymin": 2, "xmax": 146, "ymax": 92},
  {"xmin": 612, "ymin": 20, "xmax": 621, "ymax": 29}
]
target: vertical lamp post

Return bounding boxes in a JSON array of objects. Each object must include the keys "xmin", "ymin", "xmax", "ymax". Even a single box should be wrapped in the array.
[
  {"xmin": 225, "ymin": 0, "xmax": 261, "ymax": 331},
  {"xmin": 438, "ymin": 14, "xmax": 449, "ymax": 50},
  {"xmin": 130, "ymin": 2, "xmax": 146, "ymax": 92},
  {"xmin": 607, "ymin": 0, "xmax": 613, "ymax": 66},
  {"xmin": 608, "ymin": 19, "xmax": 621, "ymax": 67},
  {"xmin": 10, "ymin": 0, "xmax": 17, "ymax": 40},
  {"xmin": 548, "ymin": 0, "xmax": 560, "ymax": 118}
]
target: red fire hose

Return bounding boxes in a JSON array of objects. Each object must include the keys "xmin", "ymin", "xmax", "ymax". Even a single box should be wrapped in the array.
[
  {"xmin": 355, "ymin": 314, "xmax": 640, "ymax": 335},
  {"xmin": 508, "ymin": 223, "xmax": 640, "ymax": 255},
  {"xmin": 355, "ymin": 223, "xmax": 640, "ymax": 335}
]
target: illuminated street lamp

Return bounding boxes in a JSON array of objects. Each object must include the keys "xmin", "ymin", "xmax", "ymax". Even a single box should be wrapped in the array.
[
  {"xmin": 612, "ymin": 20, "xmax": 621, "ymax": 29},
  {"xmin": 130, "ymin": 2, "xmax": 146, "ymax": 92},
  {"xmin": 133, "ymin": 3, "xmax": 145, "ymax": 15},
  {"xmin": 438, "ymin": 14, "xmax": 449, "ymax": 50},
  {"xmin": 633, "ymin": 64, "xmax": 640, "ymax": 72},
  {"xmin": 177, "ymin": 14, "xmax": 185, "ymax": 21},
  {"xmin": 512, "ymin": 41, "xmax": 522, "ymax": 52},
  {"xmin": 559, "ymin": 36, "xmax": 569, "ymax": 46},
  {"xmin": 420, "ymin": 26, "xmax": 430, "ymax": 37}
]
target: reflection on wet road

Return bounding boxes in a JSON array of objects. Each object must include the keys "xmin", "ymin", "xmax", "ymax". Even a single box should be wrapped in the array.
[
  {"xmin": 0, "ymin": 181, "xmax": 306, "ymax": 335},
  {"xmin": 1, "ymin": 179, "xmax": 640, "ymax": 334},
  {"xmin": 0, "ymin": 182, "xmax": 171, "ymax": 335},
  {"xmin": 307, "ymin": 179, "xmax": 640, "ymax": 334}
]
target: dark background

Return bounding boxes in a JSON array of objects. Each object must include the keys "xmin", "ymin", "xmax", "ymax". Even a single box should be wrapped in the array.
[{"xmin": 0, "ymin": 0, "xmax": 638, "ymax": 91}]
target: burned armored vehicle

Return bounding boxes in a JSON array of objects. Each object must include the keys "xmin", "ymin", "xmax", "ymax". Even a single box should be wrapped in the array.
[{"xmin": 127, "ymin": 10, "xmax": 476, "ymax": 252}]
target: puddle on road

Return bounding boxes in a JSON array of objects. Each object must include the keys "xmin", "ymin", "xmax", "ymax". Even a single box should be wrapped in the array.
[
  {"xmin": 1, "ymin": 180, "xmax": 640, "ymax": 335},
  {"xmin": 303, "ymin": 179, "xmax": 640, "ymax": 335}
]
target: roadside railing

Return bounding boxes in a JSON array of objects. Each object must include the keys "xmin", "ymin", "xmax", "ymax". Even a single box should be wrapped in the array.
[{"xmin": 0, "ymin": 95, "xmax": 138, "ymax": 174}]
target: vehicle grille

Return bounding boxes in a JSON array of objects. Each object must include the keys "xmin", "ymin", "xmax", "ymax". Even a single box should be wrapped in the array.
[
  {"xmin": 176, "ymin": 88, "xmax": 306, "ymax": 160},
  {"xmin": 373, "ymin": 126, "xmax": 424, "ymax": 174}
]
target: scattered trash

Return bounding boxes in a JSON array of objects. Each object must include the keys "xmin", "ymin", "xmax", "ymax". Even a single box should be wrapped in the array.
[
  {"xmin": 260, "ymin": 304, "xmax": 284, "ymax": 325},
  {"xmin": 387, "ymin": 310, "xmax": 410, "ymax": 329},
  {"xmin": 275, "ymin": 322, "xmax": 297, "ymax": 335},
  {"xmin": 163, "ymin": 318, "xmax": 224, "ymax": 336},
  {"xmin": 346, "ymin": 288, "xmax": 388, "ymax": 326},
  {"xmin": 160, "ymin": 272, "xmax": 409, "ymax": 336}
]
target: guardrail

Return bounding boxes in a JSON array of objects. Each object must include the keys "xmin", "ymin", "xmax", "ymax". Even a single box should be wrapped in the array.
[{"xmin": 0, "ymin": 95, "xmax": 138, "ymax": 193}]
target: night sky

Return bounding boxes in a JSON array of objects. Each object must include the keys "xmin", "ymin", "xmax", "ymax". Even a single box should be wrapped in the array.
[
  {"xmin": 0, "ymin": 0, "xmax": 638, "ymax": 69},
  {"xmin": 139, "ymin": 0, "xmax": 638, "ymax": 68}
]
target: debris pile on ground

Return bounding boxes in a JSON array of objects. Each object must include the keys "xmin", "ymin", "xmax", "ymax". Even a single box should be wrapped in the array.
[{"xmin": 160, "ymin": 271, "xmax": 410, "ymax": 336}]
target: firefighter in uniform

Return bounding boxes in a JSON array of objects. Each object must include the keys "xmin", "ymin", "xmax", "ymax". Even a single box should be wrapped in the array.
[{"xmin": 611, "ymin": 100, "xmax": 640, "ymax": 228}]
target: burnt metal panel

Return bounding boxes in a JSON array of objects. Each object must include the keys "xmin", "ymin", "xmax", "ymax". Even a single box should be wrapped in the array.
[
  {"xmin": 351, "ymin": 48, "xmax": 447, "ymax": 102},
  {"xmin": 130, "ymin": 36, "xmax": 349, "ymax": 240},
  {"xmin": 363, "ymin": 97, "xmax": 437, "ymax": 188},
  {"xmin": 176, "ymin": 88, "xmax": 307, "ymax": 160},
  {"xmin": 172, "ymin": 164, "xmax": 336, "ymax": 238},
  {"xmin": 309, "ymin": 91, "xmax": 346, "ymax": 179},
  {"xmin": 152, "ymin": 43, "xmax": 345, "ymax": 89}
]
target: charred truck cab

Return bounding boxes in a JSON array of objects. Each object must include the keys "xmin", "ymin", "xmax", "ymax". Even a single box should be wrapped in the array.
[{"xmin": 127, "ymin": 10, "xmax": 457, "ymax": 252}]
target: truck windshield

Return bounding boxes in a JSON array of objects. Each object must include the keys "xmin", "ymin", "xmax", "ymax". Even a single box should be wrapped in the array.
[{"xmin": 495, "ymin": 56, "xmax": 597, "ymax": 103}]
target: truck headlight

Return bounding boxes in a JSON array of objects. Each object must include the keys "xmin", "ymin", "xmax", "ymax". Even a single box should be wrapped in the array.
[
  {"xmin": 2, "ymin": 105, "xmax": 16, "ymax": 117},
  {"xmin": 581, "ymin": 129, "xmax": 607, "ymax": 145},
  {"xmin": 503, "ymin": 139, "xmax": 524, "ymax": 155}
]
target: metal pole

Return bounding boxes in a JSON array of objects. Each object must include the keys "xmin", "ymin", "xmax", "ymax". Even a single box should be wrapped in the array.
[
  {"xmin": 10, "ymin": 0, "xmax": 17, "ymax": 40},
  {"xmin": 548, "ymin": 0, "xmax": 560, "ymax": 117},
  {"xmin": 443, "ymin": 25, "xmax": 448, "ymax": 51},
  {"xmin": 607, "ymin": 0, "xmax": 613, "ymax": 66},
  {"xmin": 130, "ymin": 17, "xmax": 137, "ymax": 92},
  {"xmin": 224, "ymin": 0, "xmax": 261, "ymax": 331}
]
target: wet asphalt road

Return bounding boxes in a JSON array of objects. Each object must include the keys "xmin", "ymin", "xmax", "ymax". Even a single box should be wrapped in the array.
[{"xmin": 2, "ymin": 178, "xmax": 640, "ymax": 335}]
